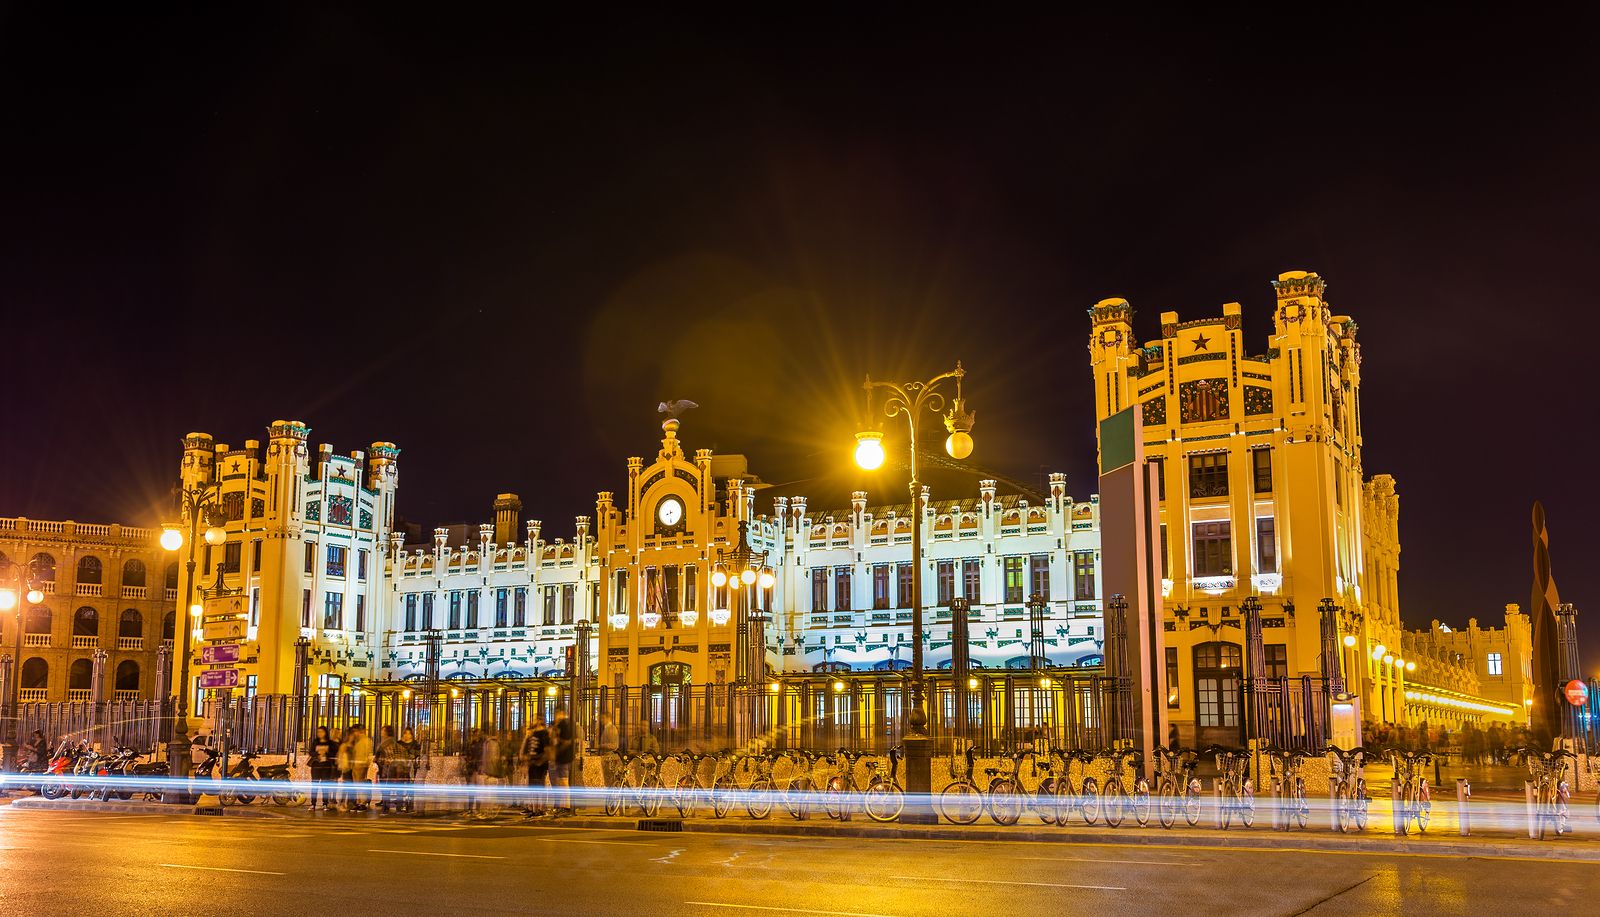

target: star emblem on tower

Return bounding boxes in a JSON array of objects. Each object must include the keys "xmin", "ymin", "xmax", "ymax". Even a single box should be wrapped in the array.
[{"xmin": 1192, "ymin": 333, "xmax": 1211, "ymax": 351}]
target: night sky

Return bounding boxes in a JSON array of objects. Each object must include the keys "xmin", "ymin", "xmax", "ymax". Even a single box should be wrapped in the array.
[{"xmin": 3, "ymin": 10, "xmax": 1595, "ymax": 664}]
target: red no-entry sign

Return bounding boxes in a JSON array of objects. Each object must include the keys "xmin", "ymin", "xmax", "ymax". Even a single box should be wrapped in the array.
[{"xmin": 1563, "ymin": 679, "xmax": 1589, "ymax": 707}]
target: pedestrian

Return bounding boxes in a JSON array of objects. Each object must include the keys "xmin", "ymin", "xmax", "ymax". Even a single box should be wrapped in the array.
[
  {"xmin": 399, "ymin": 727, "xmax": 421, "ymax": 812},
  {"xmin": 375, "ymin": 725, "xmax": 404, "ymax": 813},
  {"xmin": 597, "ymin": 713, "xmax": 620, "ymax": 789},
  {"xmin": 551, "ymin": 704, "xmax": 575, "ymax": 816},
  {"xmin": 345, "ymin": 724, "xmax": 374, "ymax": 813},
  {"xmin": 476, "ymin": 729, "xmax": 504, "ymax": 817},
  {"xmin": 521, "ymin": 716, "xmax": 552, "ymax": 817},
  {"xmin": 24, "ymin": 729, "xmax": 49, "ymax": 771},
  {"xmin": 463, "ymin": 729, "xmax": 484, "ymax": 814},
  {"xmin": 308, "ymin": 726, "xmax": 338, "ymax": 811}
]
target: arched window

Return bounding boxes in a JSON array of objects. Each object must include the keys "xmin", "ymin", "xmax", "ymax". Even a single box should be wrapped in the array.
[
  {"xmin": 76, "ymin": 556, "xmax": 102, "ymax": 584},
  {"xmin": 162, "ymin": 610, "xmax": 175, "ymax": 640},
  {"xmin": 25, "ymin": 606, "xmax": 51, "ymax": 634},
  {"xmin": 115, "ymin": 660, "xmax": 140, "ymax": 692},
  {"xmin": 165, "ymin": 562, "xmax": 179, "ymax": 590},
  {"xmin": 119, "ymin": 609, "xmax": 143, "ymax": 638},
  {"xmin": 69, "ymin": 658, "xmax": 94, "ymax": 691},
  {"xmin": 648, "ymin": 661, "xmax": 691, "ymax": 686},
  {"xmin": 30, "ymin": 553, "xmax": 56, "ymax": 582},
  {"xmin": 21, "ymin": 657, "xmax": 48, "ymax": 688},
  {"xmin": 122, "ymin": 559, "xmax": 146, "ymax": 588},
  {"xmin": 1193, "ymin": 641, "xmax": 1243, "ymax": 729},
  {"xmin": 73, "ymin": 606, "xmax": 99, "ymax": 636}
]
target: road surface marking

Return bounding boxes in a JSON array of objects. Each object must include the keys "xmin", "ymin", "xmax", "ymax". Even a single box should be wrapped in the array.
[
  {"xmin": 1017, "ymin": 855, "xmax": 1203, "ymax": 866},
  {"xmin": 685, "ymin": 903, "xmax": 902, "ymax": 917},
  {"xmin": 367, "ymin": 848, "xmax": 506, "ymax": 859},
  {"xmin": 892, "ymin": 875, "xmax": 1123, "ymax": 891},
  {"xmin": 160, "ymin": 864, "xmax": 286, "ymax": 875}
]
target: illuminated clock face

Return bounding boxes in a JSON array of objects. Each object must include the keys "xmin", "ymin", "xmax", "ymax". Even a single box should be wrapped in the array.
[{"xmin": 658, "ymin": 497, "xmax": 684, "ymax": 527}]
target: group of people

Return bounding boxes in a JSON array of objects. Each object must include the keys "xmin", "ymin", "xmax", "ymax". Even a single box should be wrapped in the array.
[
  {"xmin": 306, "ymin": 723, "xmax": 421, "ymax": 813},
  {"xmin": 462, "ymin": 704, "xmax": 596, "ymax": 818},
  {"xmin": 1362, "ymin": 720, "xmax": 1543, "ymax": 764}
]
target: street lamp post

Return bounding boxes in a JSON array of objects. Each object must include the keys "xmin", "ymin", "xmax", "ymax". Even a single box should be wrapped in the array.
[
  {"xmin": 0, "ymin": 557, "xmax": 49, "ymax": 769},
  {"xmin": 161, "ymin": 482, "xmax": 227, "ymax": 779},
  {"xmin": 711, "ymin": 519, "xmax": 775, "ymax": 745},
  {"xmin": 855, "ymin": 361, "xmax": 974, "ymax": 823}
]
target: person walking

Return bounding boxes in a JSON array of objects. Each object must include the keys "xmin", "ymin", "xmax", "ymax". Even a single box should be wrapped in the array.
[
  {"xmin": 521, "ymin": 716, "xmax": 552, "ymax": 817},
  {"xmin": 596, "ymin": 713, "xmax": 620, "ymax": 790},
  {"xmin": 475, "ymin": 729, "xmax": 504, "ymax": 818},
  {"xmin": 335, "ymin": 729, "xmax": 352, "ymax": 811},
  {"xmin": 375, "ymin": 725, "xmax": 404, "ymax": 814},
  {"xmin": 308, "ymin": 726, "xmax": 338, "ymax": 811},
  {"xmin": 346, "ymin": 724, "xmax": 374, "ymax": 813},
  {"xmin": 398, "ymin": 727, "xmax": 421, "ymax": 813},
  {"xmin": 551, "ymin": 704, "xmax": 575, "ymax": 817},
  {"xmin": 462, "ymin": 729, "xmax": 484, "ymax": 815},
  {"xmin": 23, "ymin": 729, "xmax": 50, "ymax": 771}
]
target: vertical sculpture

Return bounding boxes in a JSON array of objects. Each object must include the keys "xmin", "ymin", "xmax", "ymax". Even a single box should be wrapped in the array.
[{"xmin": 1530, "ymin": 502, "xmax": 1562, "ymax": 742}]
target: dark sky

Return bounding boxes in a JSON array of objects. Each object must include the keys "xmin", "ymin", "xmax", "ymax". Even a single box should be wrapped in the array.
[{"xmin": 2, "ymin": 10, "xmax": 1596, "ymax": 664}]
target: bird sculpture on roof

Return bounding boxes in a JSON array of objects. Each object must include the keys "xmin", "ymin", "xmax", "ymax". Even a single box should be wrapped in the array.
[{"xmin": 657, "ymin": 399, "xmax": 698, "ymax": 420}]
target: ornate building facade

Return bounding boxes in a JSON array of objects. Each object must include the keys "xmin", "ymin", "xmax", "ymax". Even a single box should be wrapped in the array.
[
  {"xmin": 1, "ymin": 517, "xmax": 177, "ymax": 703},
  {"xmin": 1089, "ymin": 270, "xmax": 1518, "ymax": 743}
]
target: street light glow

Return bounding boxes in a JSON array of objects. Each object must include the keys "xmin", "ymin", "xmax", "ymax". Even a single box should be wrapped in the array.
[
  {"xmin": 758, "ymin": 569, "xmax": 775, "ymax": 590},
  {"xmin": 203, "ymin": 526, "xmax": 227, "ymax": 547},
  {"xmin": 853, "ymin": 431, "xmax": 885, "ymax": 470},
  {"xmin": 1342, "ymin": 635, "xmax": 1357, "ymax": 647},
  {"xmin": 945, "ymin": 430, "xmax": 973, "ymax": 460},
  {"xmin": 0, "ymin": 589, "xmax": 14, "ymax": 611}
]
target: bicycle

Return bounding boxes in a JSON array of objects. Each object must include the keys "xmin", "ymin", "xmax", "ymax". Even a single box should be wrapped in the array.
[
  {"xmin": 669, "ymin": 750, "xmax": 719, "ymax": 818},
  {"xmin": 1518, "ymin": 746, "xmax": 1574, "ymax": 838},
  {"xmin": 937, "ymin": 745, "xmax": 986, "ymax": 825},
  {"xmin": 819, "ymin": 749, "xmax": 902, "ymax": 823},
  {"xmin": 616, "ymin": 752, "xmax": 667, "ymax": 817},
  {"xmin": 1205, "ymin": 745, "xmax": 1254, "ymax": 829},
  {"xmin": 1325, "ymin": 746, "xmax": 1368, "ymax": 832},
  {"xmin": 708, "ymin": 751, "xmax": 748, "ymax": 819},
  {"xmin": 1388, "ymin": 749, "xmax": 1433, "ymax": 833},
  {"xmin": 1062, "ymin": 749, "xmax": 1103, "ymax": 825},
  {"xmin": 1096, "ymin": 748, "xmax": 1143, "ymax": 828},
  {"xmin": 779, "ymin": 750, "xmax": 819, "ymax": 820},
  {"xmin": 1262, "ymin": 745, "xmax": 1311, "ymax": 829},
  {"xmin": 1153, "ymin": 746, "xmax": 1202, "ymax": 828}
]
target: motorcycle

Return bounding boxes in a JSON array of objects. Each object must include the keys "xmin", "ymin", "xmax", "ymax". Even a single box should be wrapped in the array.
[{"xmin": 221, "ymin": 749, "xmax": 303, "ymax": 806}]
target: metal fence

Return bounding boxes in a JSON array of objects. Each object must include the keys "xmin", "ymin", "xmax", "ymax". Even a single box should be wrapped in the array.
[
  {"xmin": 17, "ymin": 699, "xmax": 170, "ymax": 753},
  {"xmin": 1246, "ymin": 675, "xmax": 1332, "ymax": 751}
]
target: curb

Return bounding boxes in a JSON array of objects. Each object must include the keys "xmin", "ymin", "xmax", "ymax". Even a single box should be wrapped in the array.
[
  {"xmin": 9, "ymin": 797, "xmax": 286, "ymax": 819},
  {"xmin": 536, "ymin": 814, "xmax": 1600, "ymax": 861}
]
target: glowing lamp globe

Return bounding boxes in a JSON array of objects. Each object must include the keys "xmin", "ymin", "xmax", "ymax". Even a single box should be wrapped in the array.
[
  {"xmin": 189, "ymin": 603, "xmax": 204, "ymax": 617},
  {"xmin": 26, "ymin": 588, "xmax": 44, "ymax": 605},
  {"xmin": 711, "ymin": 569, "xmax": 728, "ymax": 588},
  {"xmin": 854, "ymin": 431, "xmax": 885, "ymax": 471},
  {"xmin": 203, "ymin": 526, "xmax": 227, "ymax": 547},
  {"xmin": 945, "ymin": 430, "xmax": 974, "ymax": 460},
  {"xmin": 758, "ymin": 569, "xmax": 776, "ymax": 590},
  {"xmin": 1405, "ymin": 660, "xmax": 1417, "ymax": 672},
  {"xmin": 1342, "ymin": 635, "xmax": 1357, "ymax": 648},
  {"xmin": 768, "ymin": 682, "xmax": 781, "ymax": 694},
  {"xmin": 1382, "ymin": 655, "xmax": 1394, "ymax": 666},
  {"xmin": 160, "ymin": 528, "xmax": 184, "ymax": 551},
  {"xmin": 0, "ymin": 590, "xmax": 15, "ymax": 611},
  {"xmin": 740, "ymin": 568, "xmax": 756, "ymax": 586},
  {"xmin": 832, "ymin": 680, "xmax": 846, "ymax": 693}
]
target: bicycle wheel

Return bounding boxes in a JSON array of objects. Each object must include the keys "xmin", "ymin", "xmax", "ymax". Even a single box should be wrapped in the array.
[
  {"xmin": 784, "ymin": 775, "xmax": 813, "ymax": 820},
  {"xmin": 988, "ymin": 778, "xmax": 1023, "ymax": 826},
  {"xmin": 1102, "ymin": 776, "xmax": 1125, "ymax": 828},
  {"xmin": 1052, "ymin": 777, "xmax": 1077, "ymax": 826},
  {"xmin": 673, "ymin": 775, "xmax": 697, "ymax": 818},
  {"xmin": 1184, "ymin": 787, "xmax": 1202, "ymax": 827},
  {"xmin": 272, "ymin": 789, "xmax": 306, "ymax": 807},
  {"xmin": 1353, "ymin": 779, "xmax": 1369, "ymax": 830},
  {"xmin": 1239, "ymin": 784, "xmax": 1254, "ymax": 828},
  {"xmin": 639, "ymin": 776, "xmax": 662, "ymax": 817},
  {"xmin": 1292, "ymin": 778, "xmax": 1308, "ymax": 829},
  {"xmin": 1131, "ymin": 779, "xmax": 1151, "ymax": 828},
  {"xmin": 710, "ymin": 776, "xmax": 735, "ymax": 819},
  {"xmin": 1036, "ymin": 777, "xmax": 1059, "ymax": 825},
  {"xmin": 745, "ymin": 777, "xmax": 774, "ymax": 820},
  {"xmin": 938, "ymin": 780, "xmax": 984, "ymax": 825},
  {"xmin": 608, "ymin": 772, "xmax": 634, "ymax": 816},
  {"xmin": 1220, "ymin": 781, "xmax": 1233, "ymax": 829},
  {"xmin": 1412, "ymin": 780, "xmax": 1430, "ymax": 833},
  {"xmin": 823, "ymin": 776, "xmax": 847, "ymax": 821},
  {"xmin": 863, "ymin": 780, "xmax": 904, "ymax": 823},
  {"xmin": 1158, "ymin": 779, "xmax": 1178, "ymax": 829},
  {"xmin": 1335, "ymin": 783, "xmax": 1350, "ymax": 832},
  {"xmin": 1556, "ymin": 793, "xmax": 1570, "ymax": 836},
  {"xmin": 1078, "ymin": 776, "xmax": 1100, "ymax": 826}
]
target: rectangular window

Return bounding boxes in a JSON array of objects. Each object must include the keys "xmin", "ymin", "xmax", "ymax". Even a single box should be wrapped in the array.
[
  {"xmin": 495, "ymin": 589, "xmax": 508, "ymax": 628},
  {"xmin": 543, "ymin": 586, "xmax": 558, "ymax": 626},
  {"xmin": 1256, "ymin": 518, "xmax": 1277, "ymax": 573},
  {"xmin": 355, "ymin": 594, "xmax": 365, "ymax": 631},
  {"xmin": 1074, "ymin": 552, "xmax": 1096, "ymax": 600},
  {"xmin": 302, "ymin": 589, "xmax": 311, "ymax": 627},
  {"xmin": 896, "ymin": 563, "xmax": 913, "ymax": 608},
  {"xmin": 323, "ymin": 592, "xmax": 343, "ymax": 630},
  {"xmin": 1334, "ymin": 458, "xmax": 1344, "ymax": 507},
  {"xmin": 1149, "ymin": 457, "xmax": 1166, "ymax": 501},
  {"xmin": 614, "ymin": 571, "xmax": 628, "ymax": 617},
  {"xmin": 513, "ymin": 588, "xmax": 526, "ymax": 627},
  {"xmin": 1029, "ymin": 555, "xmax": 1050, "ymax": 602},
  {"xmin": 936, "ymin": 560, "xmax": 955, "ymax": 606},
  {"xmin": 1487, "ymin": 652, "xmax": 1503, "ymax": 676},
  {"xmin": 683, "ymin": 566, "xmax": 697, "ymax": 612},
  {"xmin": 1192, "ymin": 522, "xmax": 1233, "ymax": 577},
  {"xmin": 203, "ymin": 544, "xmax": 212, "ymax": 576},
  {"xmin": 422, "ymin": 593, "xmax": 434, "ymax": 630},
  {"xmin": 405, "ymin": 594, "xmax": 417, "ymax": 631},
  {"xmin": 1160, "ymin": 525, "xmax": 1169, "ymax": 578},
  {"xmin": 811, "ymin": 569, "xmax": 828, "ymax": 612},
  {"xmin": 466, "ymin": 591, "xmax": 479, "ymax": 629},
  {"xmin": 357, "ymin": 549, "xmax": 368, "ymax": 581},
  {"xmin": 250, "ymin": 587, "xmax": 260, "ymax": 627},
  {"xmin": 326, "ymin": 545, "xmax": 346, "ymax": 578},
  {"xmin": 962, "ymin": 559, "xmax": 981, "ymax": 604},
  {"xmin": 835, "ymin": 567, "xmax": 853, "ymax": 612},
  {"xmin": 221, "ymin": 541, "xmax": 241, "ymax": 574},
  {"xmin": 1188, "ymin": 452, "xmax": 1229, "ymax": 499},
  {"xmin": 449, "ymin": 592, "xmax": 462, "ymax": 630},
  {"xmin": 872, "ymin": 565, "xmax": 891, "ymax": 610},
  {"xmin": 251, "ymin": 540, "xmax": 262, "ymax": 574},
  {"xmin": 562, "ymin": 583, "xmax": 575, "ymax": 624},
  {"xmin": 1264, "ymin": 643, "xmax": 1289, "ymax": 679},
  {"xmin": 662, "ymin": 566, "xmax": 679, "ymax": 620},
  {"xmin": 304, "ymin": 542, "xmax": 315, "ymax": 574},
  {"xmin": 1252, "ymin": 449, "xmax": 1272, "ymax": 494},
  {"xmin": 1166, "ymin": 646, "xmax": 1179, "ymax": 708},
  {"xmin": 1003, "ymin": 556, "xmax": 1025, "ymax": 604}
]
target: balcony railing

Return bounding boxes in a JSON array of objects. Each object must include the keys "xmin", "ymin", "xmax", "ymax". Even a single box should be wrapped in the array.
[
  {"xmin": 24, "ymin": 633, "xmax": 51, "ymax": 647},
  {"xmin": 113, "ymin": 690, "xmax": 140, "ymax": 702},
  {"xmin": 19, "ymin": 688, "xmax": 48, "ymax": 702},
  {"xmin": 67, "ymin": 689, "xmax": 91, "ymax": 702},
  {"xmin": 40, "ymin": 581, "xmax": 56, "ymax": 595},
  {"xmin": 118, "ymin": 636, "xmax": 144, "ymax": 651},
  {"xmin": 160, "ymin": 639, "xmax": 174, "ymax": 652},
  {"xmin": 123, "ymin": 586, "xmax": 148, "ymax": 599},
  {"xmin": 71, "ymin": 635, "xmax": 99, "ymax": 649},
  {"xmin": 75, "ymin": 582, "xmax": 104, "ymax": 597}
]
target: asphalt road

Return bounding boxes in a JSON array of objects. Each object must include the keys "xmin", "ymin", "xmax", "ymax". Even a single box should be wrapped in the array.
[{"xmin": 0, "ymin": 807, "xmax": 1596, "ymax": 916}]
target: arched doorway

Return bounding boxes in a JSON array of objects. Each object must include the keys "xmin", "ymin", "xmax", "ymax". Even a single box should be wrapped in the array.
[
  {"xmin": 69, "ymin": 658, "xmax": 94, "ymax": 699},
  {"xmin": 1193, "ymin": 641, "xmax": 1244, "ymax": 747},
  {"xmin": 115, "ymin": 660, "xmax": 141, "ymax": 695},
  {"xmin": 20, "ymin": 657, "xmax": 49, "ymax": 699},
  {"xmin": 644, "ymin": 661, "xmax": 691, "ymax": 740}
]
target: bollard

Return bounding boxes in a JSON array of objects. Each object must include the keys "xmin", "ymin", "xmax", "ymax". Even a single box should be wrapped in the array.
[
  {"xmin": 1392, "ymin": 779, "xmax": 1405, "ymax": 836},
  {"xmin": 1456, "ymin": 778, "xmax": 1471, "ymax": 836},
  {"xmin": 1525, "ymin": 781, "xmax": 1538, "ymax": 840},
  {"xmin": 1329, "ymin": 777, "xmax": 1341, "ymax": 833}
]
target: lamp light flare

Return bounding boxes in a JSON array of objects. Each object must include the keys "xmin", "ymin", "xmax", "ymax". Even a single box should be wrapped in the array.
[
  {"xmin": 0, "ymin": 590, "xmax": 14, "ymax": 611},
  {"xmin": 203, "ymin": 526, "xmax": 227, "ymax": 547},
  {"xmin": 26, "ymin": 588, "xmax": 44, "ymax": 605},
  {"xmin": 189, "ymin": 603, "xmax": 204, "ymax": 617},
  {"xmin": 711, "ymin": 569, "xmax": 728, "ymax": 588},
  {"xmin": 1342, "ymin": 635, "xmax": 1357, "ymax": 648},
  {"xmin": 1405, "ymin": 660, "xmax": 1416, "ymax": 672},
  {"xmin": 758, "ymin": 569, "xmax": 775, "ymax": 590},
  {"xmin": 160, "ymin": 528, "xmax": 184, "ymax": 551},
  {"xmin": 740, "ymin": 568, "xmax": 756, "ymax": 586},
  {"xmin": 854, "ymin": 431, "xmax": 885, "ymax": 471},
  {"xmin": 945, "ymin": 430, "xmax": 974, "ymax": 460}
]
